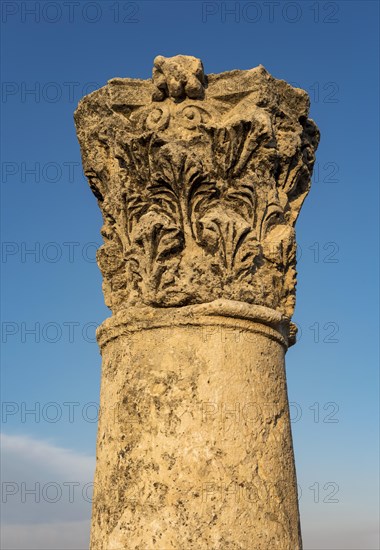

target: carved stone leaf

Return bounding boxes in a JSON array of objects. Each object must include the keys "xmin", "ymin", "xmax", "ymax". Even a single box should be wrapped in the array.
[{"xmin": 74, "ymin": 55, "xmax": 319, "ymax": 319}]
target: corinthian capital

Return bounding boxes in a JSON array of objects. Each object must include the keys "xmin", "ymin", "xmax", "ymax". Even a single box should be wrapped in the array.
[{"xmin": 74, "ymin": 55, "xmax": 319, "ymax": 322}]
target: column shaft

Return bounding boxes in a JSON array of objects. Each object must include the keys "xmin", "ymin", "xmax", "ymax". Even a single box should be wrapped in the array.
[{"xmin": 91, "ymin": 305, "xmax": 301, "ymax": 549}]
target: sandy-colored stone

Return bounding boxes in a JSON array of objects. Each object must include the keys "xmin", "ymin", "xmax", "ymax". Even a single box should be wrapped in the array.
[{"xmin": 74, "ymin": 55, "xmax": 319, "ymax": 549}]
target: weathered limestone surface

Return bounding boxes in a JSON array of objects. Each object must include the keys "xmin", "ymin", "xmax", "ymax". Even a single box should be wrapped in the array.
[{"xmin": 75, "ymin": 55, "xmax": 319, "ymax": 550}]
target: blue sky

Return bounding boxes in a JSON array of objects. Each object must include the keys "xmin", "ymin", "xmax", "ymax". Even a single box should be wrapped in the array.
[{"xmin": 1, "ymin": 1, "xmax": 379, "ymax": 548}]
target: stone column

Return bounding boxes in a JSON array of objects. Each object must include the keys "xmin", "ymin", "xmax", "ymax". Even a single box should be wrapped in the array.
[{"xmin": 75, "ymin": 55, "xmax": 319, "ymax": 550}]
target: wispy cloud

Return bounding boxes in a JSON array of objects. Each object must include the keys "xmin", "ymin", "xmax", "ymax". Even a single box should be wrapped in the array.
[
  {"xmin": 303, "ymin": 524, "xmax": 380, "ymax": 550},
  {"xmin": 1, "ymin": 433, "xmax": 94, "ymax": 548},
  {"xmin": 0, "ymin": 520, "xmax": 91, "ymax": 550}
]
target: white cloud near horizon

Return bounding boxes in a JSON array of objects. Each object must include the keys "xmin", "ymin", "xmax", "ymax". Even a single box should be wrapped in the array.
[
  {"xmin": 1, "ymin": 432, "xmax": 94, "ymax": 549},
  {"xmin": 0, "ymin": 520, "xmax": 91, "ymax": 550},
  {"xmin": 1, "ymin": 432, "xmax": 95, "ymax": 482}
]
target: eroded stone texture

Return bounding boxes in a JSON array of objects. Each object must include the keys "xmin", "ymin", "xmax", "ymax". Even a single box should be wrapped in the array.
[
  {"xmin": 74, "ymin": 55, "xmax": 319, "ymax": 550},
  {"xmin": 75, "ymin": 55, "xmax": 319, "ymax": 319},
  {"xmin": 92, "ymin": 304, "xmax": 300, "ymax": 550}
]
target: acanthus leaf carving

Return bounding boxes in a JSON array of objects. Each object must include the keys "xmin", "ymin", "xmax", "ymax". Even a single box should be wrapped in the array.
[{"xmin": 75, "ymin": 56, "xmax": 319, "ymax": 318}]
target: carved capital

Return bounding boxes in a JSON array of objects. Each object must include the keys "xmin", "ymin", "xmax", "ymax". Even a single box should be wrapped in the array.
[
  {"xmin": 152, "ymin": 55, "xmax": 206, "ymax": 101},
  {"xmin": 75, "ymin": 55, "xmax": 319, "ymax": 321}
]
